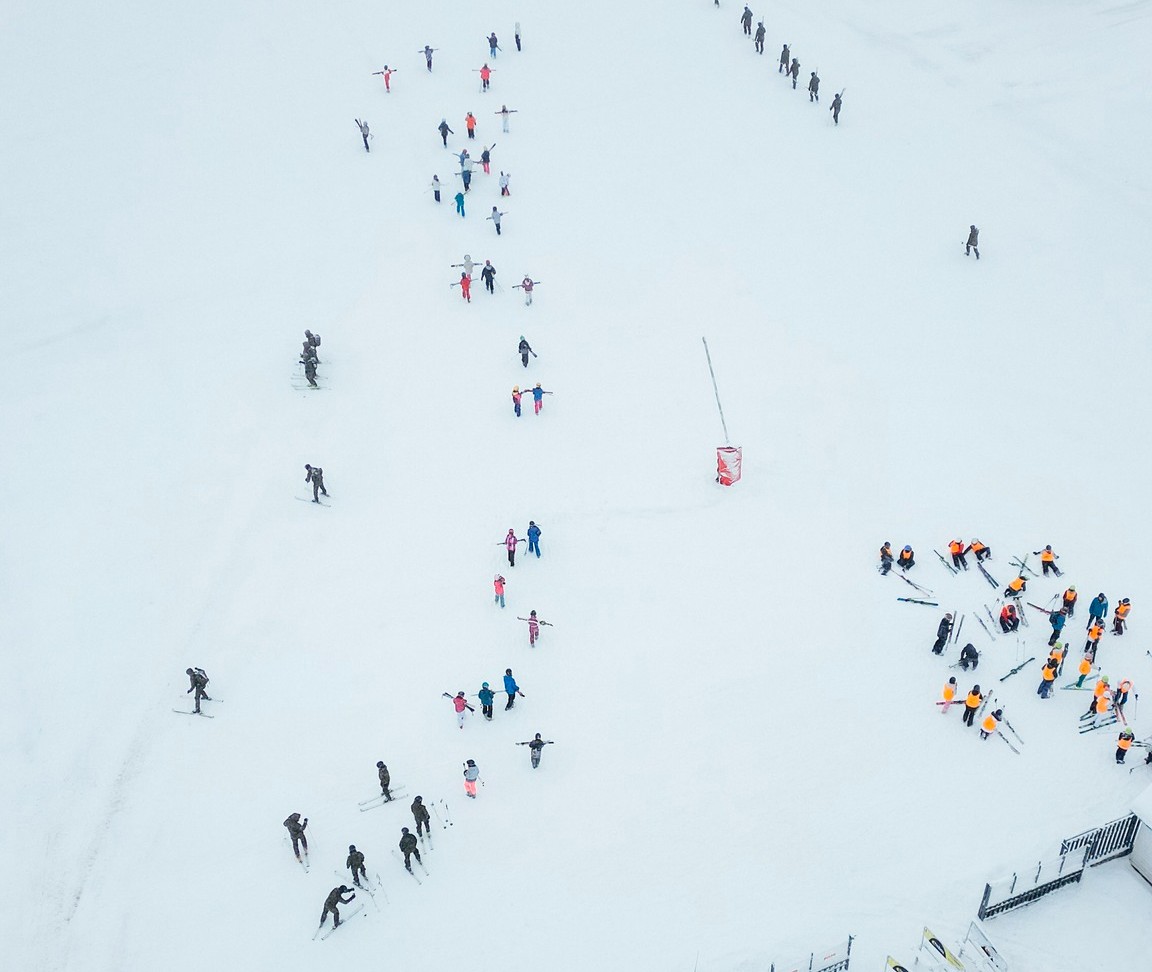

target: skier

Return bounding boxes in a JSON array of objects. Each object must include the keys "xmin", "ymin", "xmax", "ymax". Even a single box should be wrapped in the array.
[
  {"xmin": 1037, "ymin": 658, "xmax": 1057, "ymax": 698},
  {"xmin": 463, "ymin": 758, "xmax": 481, "ymax": 798},
  {"xmin": 430, "ymin": 174, "xmax": 441, "ymax": 202},
  {"xmin": 808, "ymin": 71, "xmax": 820, "ymax": 101},
  {"xmin": 319, "ymin": 886, "xmax": 355, "ymax": 930},
  {"xmin": 284, "ymin": 812, "xmax": 309, "ymax": 861},
  {"xmin": 959, "ymin": 643, "xmax": 980, "ymax": 671},
  {"xmin": 962, "ymin": 685, "xmax": 983, "ymax": 727},
  {"xmin": 1085, "ymin": 677, "xmax": 1110, "ymax": 717},
  {"xmin": 346, "ymin": 846, "xmax": 367, "ymax": 887},
  {"xmin": 527, "ymin": 520, "xmax": 542, "ymax": 557},
  {"xmin": 778, "ymin": 44, "xmax": 790, "ymax": 72},
  {"xmin": 303, "ymin": 356, "xmax": 318, "ymax": 388},
  {"xmin": 438, "ymin": 119, "xmax": 453, "ymax": 147},
  {"xmin": 517, "ymin": 275, "xmax": 537, "ymax": 305},
  {"xmin": 518, "ymin": 336, "xmax": 535, "ymax": 367},
  {"xmin": 478, "ymin": 682, "xmax": 496, "ymax": 720},
  {"xmin": 505, "ymin": 528, "xmax": 522, "ymax": 564},
  {"xmin": 494, "ymin": 573, "xmax": 506, "ymax": 608},
  {"xmin": 515, "ymin": 21, "xmax": 521, "ymax": 51},
  {"xmin": 1062, "ymin": 585, "xmax": 1078, "ymax": 617},
  {"xmin": 496, "ymin": 105, "xmax": 518, "ymax": 133},
  {"xmin": 1004, "ymin": 575, "xmax": 1027, "ymax": 599},
  {"xmin": 517, "ymin": 733, "xmax": 555, "ymax": 768},
  {"xmin": 1075, "ymin": 653, "xmax": 1095, "ymax": 688},
  {"xmin": 499, "ymin": 171, "xmax": 511, "ymax": 196},
  {"xmin": 948, "ymin": 539, "xmax": 969, "ymax": 571},
  {"xmin": 304, "ymin": 329, "xmax": 321, "ymax": 353},
  {"xmin": 1117, "ymin": 729, "xmax": 1136, "ymax": 764},
  {"xmin": 479, "ymin": 63, "xmax": 492, "ymax": 91},
  {"xmin": 932, "ymin": 613, "xmax": 954, "ymax": 654},
  {"xmin": 1088, "ymin": 689, "xmax": 1111, "ymax": 726},
  {"xmin": 1033, "ymin": 545, "xmax": 1062, "ymax": 577},
  {"xmin": 455, "ymin": 272, "xmax": 472, "ymax": 302},
  {"xmin": 421, "ymin": 45, "xmax": 435, "ymax": 71},
  {"xmin": 459, "ymin": 165, "xmax": 473, "ymax": 193},
  {"xmin": 999, "ymin": 603, "xmax": 1020, "ymax": 633},
  {"xmin": 480, "ymin": 144, "xmax": 494, "ymax": 174},
  {"xmin": 487, "ymin": 207, "xmax": 506, "ymax": 235},
  {"xmin": 1113, "ymin": 598, "xmax": 1131, "ymax": 635},
  {"xmin": 789, "ymin": 58, "xmax": 801, "ymax": 88},
  {"xmin": 879, "ymin": 542, "xmax": 894, "ymax": 575},
  {"xmin": 740, "ymin": 5, "xmax": 753, "ymax": 34},
  {"xmin": 355, "ymin": 118, "xmax": 371, "ymax": 152},
  {"xmin": 940, "ymin": 677, "xmax": 958, "ymax": 713},
  {"xmin": 185, "ymin": 667, "xmax": 211, "ymax": 713},
  {"xmin": 1086, "ymin": 618, "xmax": 1105, "ymax": 656},
  {"xmin": 1048, "ymin": 608, "xmax": 1068, "ymax": 647},
  {"xmin": 451, "ymin": 691, "xmax": 472, "ymax": 729},
  {"xmin": 965, "ymin": 225, "xmax": 980, "ymax": 259},
  {"xmin": 1113, "ymin": 679, "xmax": 1133, "ymax": 717},
  {"xmin": 898, "ymin": 545, "xmax": 915, "ymax": 570},
  {"xmin": 371, "ymin": 65, "xmax": 395, "ymax": 92},
  {"xmin": 411, "ymin": 796, "xmax": 432, "ymax": 836},
  {"xmin": 1050, "ymin": 641, "xmax": 1068, "ymax": 676},
  {"xmin": 754, "ymin": 21, "xmax": 765, "ymax": 54},
  {"xmin": 503, "ymin": 668, "xmax": 522, "ymax": 709},
  {"xmin": 399, "ymin": 827, "xmax": 422, "ymax": 871},
  {"xmin": 465, "ymin": 111, "xmax": 477, "ymax": 140},
  {"xmin": 454, "ymin": 191, "xmax": 466, "ymax": 217},
  {"xmin": 526, "ymin": 609, "xmax": 541, "ymax": 646},
  {"xmin": 512, "ymin": 385, "xmax": 523, "ymax": 417},
  {"xmin": 530, "ymin": 382, "xmax": 551, "ymax": 414},
  {"xmin": 979, "ymin": 708, "xmax": 1003, "ymax": 740},
  {"xmin": 376, "ymin": 760, "xmax": 393, "ymax": 800},
  {"xmin": 304, "ymin": 463, "xmax": 328, "ymax": 502},
  {"xmin": 1087, "ymin": 592, "xmax": 1109, "ymax": 629},
  {"xmin": 830, "ymin": 91, "xmax": 843, "ymax": 124},
  {"xmin": 970, "ymin": 538, "xmax": 991, "ymax": 562},
  {"xmin": 488, "ymin": 32, "xmax": 500, "ymax": 57}
]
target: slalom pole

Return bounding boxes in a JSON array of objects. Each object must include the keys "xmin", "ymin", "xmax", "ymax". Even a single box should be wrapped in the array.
[{"xmin": 701, "ymin": 337, "xmax": 730, "ymax": 444}]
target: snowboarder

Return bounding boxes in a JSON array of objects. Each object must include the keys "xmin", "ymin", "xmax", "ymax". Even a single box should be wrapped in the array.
[
  {"xmin": 808, "ymin": 71, "xmax": 820, "ymax": 101},
  {"xmin": 512, "ymin": 385, "xmax": 523, "ymax": 417},
  {"xmin": 979, "ymin": 708, "xmax": 1003, "ymax": 740},
  {"xmin": 304, "ymin": 463, "xmax": 328, "ymax": 502},
  {"xmin": 965, "ymin": 225, "xmax": 979, "ymax": 259},
  {"xmin": 515, "ymin": 22, "xmax": 521, "ymax": 51},
  {"xmin": 517, "ymin": 733, "xmax": 554, "ymax": 768},
  {"xmin": 1113, "ymin": 598, "xmax": 1131, "ymax": 635},
  {"xmin": 1037, "ymin": 658, "xmax": 1057, "ymax": 698},
  {"xmin": 479, "ymin": 63, "xmax": 492, "ymax": 91},
  {"xmin": 789, "ymin": 58, "xmax": 801, "ymax": 88},
  {"xmin": 527, "ymin": 520, "xmax": 542, "ymax": 557},
  {"xmin": 478, "ymin": 682, "xmax": 496, "ymax": 720},
  {"xmin": 999, "ymin": 603, "xmax": 1019, "ymax": 633},
  {"xmin": 940, "ymin": 677, "xmax": 958, "ymax": 713},
  {"xmin": 376, "ymin": 761, "xmax": 393, "ymax": 800},
  {"xmin": 962, "ymin": 686, "xmax": 983, "ymax": 727},
  {"xmin": 517, "ymin": 275, "xmax": 537, "ymax": 305},
  {"xmin": 463, "ymin": 759, "xmax": 480, "ymax": 798},
  {"xmin": 371, "ymin": 65, "xmax": 396, "ymax": 92},
  {"xmin": 319, "ymin": 885, "xmax": 355, "ymax": 929},
  {"xmin": 518, "ymin": 336, "xmax": 535, "ymax": 367},
  {"xmin": 487, "ymin": 207, "xmax": 505, "ymax": 235},
  {"xmin": 481, "ymin": 260, "xmax": 497, "ymax": 294},
  {"xmin": 355, "ymin": 118, "xmax": 371, "ymax": 152},
  {"xmin": 421, "ymin": 46, "xmax": 436, "ymax": 71},
  {"xmin": 451, "ymin": 691, "xmax": 472, "ymax": 729},
  {"xmin": 454, "ymin": 191, "xmax": 466, "ymax": 217},
  {"xmin": 530, "ymin": 382, "xmax": 551, "ymax": 414},
  {"xmin": 1117, "ymin": 729, "xmax": 1136, "ymax": 764},
  {"xmin": 740, "ymin": 6, "xmax": 753, "ymax": 34},
  {"xmin": 778, "ymin": 44, "xmax": 790, "ymax": 72},
  {"xmin": 503, "ymin": 668, "xmax": 522, "ymax": 709},
  {"xmin": 488, "ymin": 32, "xmax": 501, "ymax": 57},
  {"xmin": 959, "ymin": 643, "xmax": 980, "ymax": 671},
  {"xmin": 830, "ymin": 91, "xmax": 843, "ymax": 124},
  {"xmin": 754, "ymin": 21, "xmax": 765, "ymax": 54},
  {"xmin": 879, "ymin": 541, "xmax": 894, "ymax": 575},
  {"xmin": 399, "ymin": 827, "xmax": 421, "ymax": 870},
  {"xmin": 499, "ymin": 171, "xmax": 511, "ymax": 196},
  {"xmin": 898, "ymin": 545, "xmax": 915, "ymax": 570},
  {"xmin": 284, "ymin": 812, "xmax": 309, "ymax": 860},
  {"xmin": 1004, "ymin": 575, "xmax": 1027, "ymax": 599},
  {"xmin": 970, "ymin": 539, "xmax": 991, "ymax": 562},
  {"xmin": 185, "ymin": 667, "xmax": 211, "ymax": 713},
  {"xmin": 948, "ymin": 539, "xmax": 969, "ymax": 571},
  {"xmin": 411, "ymin": 796, "xmax": 432, "ymax": 836},
  {"xmin": 932, "ymin": 613, "xmax": 954, "ymax": 654},
  {"xmin": 465, "ymin": 111, "xmax": 477, "ymax": 140},
  {"xmin": 494, "ymin": 573, "xmax": 506, "ymax": 607},
  {"xmin": 438, "ymin": 119, "xmax": 454, "ymax": 147},
  {"xmin": 1033, "ymin": 545, "xmax": 1061, "ymax": 577},
  {"xmin": 505, "ymin": 528, "xmax": 522, "ymax": 564},
  {"xmin": 346, "ymin": 846, "xmax": 367, "ymax": 887},
  {"xmin": 496, "ymin": 105, "xmax": 517, "ymax": 132},
  {"xmin": 1088, "ymin": 593, "xmax": 1109, "ymax": 629}
]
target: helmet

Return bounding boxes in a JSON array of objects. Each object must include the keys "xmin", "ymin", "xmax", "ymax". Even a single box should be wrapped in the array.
[
  {"xmin": 349, "ymin": 844, "xmax": 356, "ymax": 852},
  {"xmin": 482, "ymin": 682, "xmax": 489, "ymax": 688},
  {"xmin": 304, "ymin": 463, "xmax": 311, "ymax": 470},
  {"xmin": 535, "ymin": 382, "xmax": 541, "ymax": 388},
  {"xmin": 414, "ymin": 796, "xmax": 422, "ymax": 803},
  {"xmin": 402, "ymin": 827, "xmax": 410, "ymax": 834},
  {"xmin": 530, "ymin": 610, "xmax": 537, "ymax": 617},
  {"xmin": 904, "ymin": 545, "xmax": 912, "ymax": 551},
  {"xmin": 1069, "ymin": 585, "xmax": 1076, "ymax": 591},
  {"xmin": 1102, "ymin": 676, "xmax": 1110, "ymax": 683},
  {"xmin": 467, "ymin": 759, "xmax": 476, "ymax": 766},
  {"xmin": 513, "ymin": 386, "xmax": 519, "ymax": 392},
  {"xmin": 376, "ymin": 760, "xmax": 385, "ymax": 768},
  {"xmin": 1045, "ymin": 545, "xmax": 1052, "ymax": 551},
  {"xmin": 186, "ymin": 668, "xmax": 194, "ymax": 675},
  {"xmin": 457, "ymin": 691, "xmax": 465, "ymax": 696},
  {"xmin": 535, "ymin": 733, "xmax": 542, "ymax": 740}
]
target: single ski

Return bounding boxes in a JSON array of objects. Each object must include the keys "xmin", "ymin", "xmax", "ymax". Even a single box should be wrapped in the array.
[
  {"xmin": 976, "ymin": 615, "xmax": 995, "ymax": 641},
  {"xmin": 295, "ymin": 496, "xmax": 330, "ymax": 506},
  {"xmin": 172, "ymin": 709, "xmax": 214, "ymax": 718},
  {"xmin": 1025, "ymin": 602, "xmax": 1054, "ymax": 616},
  {"xmin": 318, "ymin": 905, "xmax": 364, "ymax": 940},
  {"xmin": 1010, "ymin": 555, "xmax": 1039, "ymax": 578},
  {"xmin": 977, "ymin": 562, "xmax": 1000, "ymax": 589},
  {"xmin": 1001, "ymin": 717, "xmax": 1024, "ymax": 745},
  {"xmin": 897, "ymin": 573, "xmax": 933, "ymax": 595},
  {"xmin": 1079, "ymin": 716, "xmax": 1119, "ymax": 735},
  {"xmin": 952, "ymin": 614, "xmax": 965, "ymax": 644},
  {"xmin": 897, "ymin": 597, "xmax": 939, "ymax": 606},
  {"xmin": 934, "ymin": 549, "xmax": 958, "ymax": 575},
  {"xmin": 996, "ymin": 732, "xmax": 1021, "ymax": 755},
  {"xmin": 999, "ymin": 657, "xmax": 1035, "ymax": 682},
  {"xmin": 359, "ymin": 790, "xmax": 407, "ymax": 811},
  {"xmin": 1061, "ymin": 683, "xmax": 1094, "ymax": 691}
]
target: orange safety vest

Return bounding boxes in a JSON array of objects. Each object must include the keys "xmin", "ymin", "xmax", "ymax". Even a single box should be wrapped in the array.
[
  {"xmin": 1064, "ymin": 589, "xmax": 1078, "ymax": 604},
  {"xmin": 881, "ymin": 545, "xmax": 892, "ymax": 559},
  {"xmin": 1117, "ymin": 603, "xmax": 1131, "ymax": 619},
  {"xmin": 1119, "ymin": 735, "xmax": 1133, "ymax": 751},
  {"xmin": 899, "ymin": 549, "xmax": 913, "ymax": 561},
  {"xmin": 949, "ymin": 541, "xmax": 963, "ymax": 555},
  {"xmin": 1078, "ymin": 657, "xmax": 1092, "ymax": 676},
  {"xmin": 1089, "ymin": 623, "xmax": 1103, "ymax": 641},
  {"xmin": 971, "ymin": 541, "xmax": 986, "ymax": 553},
  {"xmin": 965, "ymin": 692, "xmax": 982, "ymax": 709},
  {"xmin": 1095, "ymin": 695, "xmax": 1110, "ymax": 714},
  {"xmin": 1009, "ymin": 577, "xmax": 1025, "ymax": 592},
  {"xmin": 1041, "ymin": 549, "xmax": 1055, "ymax": 562},
  {"xmin": 982, "ymin": 714, "xmax": 999, "ymax": 733},
  {"xmin": 943, "ymin": 683, "xmax": 956, "ymax": 702},
  {"xmin": 1093, "ymin": 680, "xmax": 1109, "ymax": 698},
  {"xmin": 1042, "ymin": 665, "xmax": 1056, "ymax": 682}
]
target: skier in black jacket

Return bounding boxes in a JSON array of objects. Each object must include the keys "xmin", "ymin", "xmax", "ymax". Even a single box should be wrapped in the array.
[
  {"xmin": 959, "ymin": 643, "xmax": 980, "ymax": 671},
  {"xmin": 399, "ymin": 827, "xmax": 422, "ymax": 871},
  {"xmin": 284, "ymin": 812, "xmax": 308, "ymax": 860},
  {"xmin": 304, "ymin": 464, "xmax": 328, "ymax": 502},
  {"xmin": 346, "ymin": 845, "xmax": 367, "ymax": 887},
  {"xmin": 320, "ymin": 886, "xmax": 355, "ymax": 929},
  {"xmin": 518, "ymin": 336, "xmax": 535, "ymax": 368},
  {"xmin": 481, "ymin": 260, "xmax": 497, "ymax": 294},
  {"xmin": 376, "ymin": 760, "xmax": 392, "ymax": 800},
  {"xmin": 932, "ymin": 614, "xmax": 954, "ymax": 654},
  {"xmin": 966, "ymin": 225, "xmax": 980, "ymax": 259},
  {"xmin": 185, "ymin": 667, "xmax": 211, "ymax": 713},
  {"xmin": 740, "ymin": 6, "xmax": 753, "ymax": 34}
]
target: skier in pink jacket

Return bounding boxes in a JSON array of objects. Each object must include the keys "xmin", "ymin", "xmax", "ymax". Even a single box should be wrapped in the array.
[
  {"xmin": 505, "ymin": 529, "xmax": 522, "ymax": 566},
  {"xmin": 493, "ymin": 574, "xmax": 506, "ymax": 608}
]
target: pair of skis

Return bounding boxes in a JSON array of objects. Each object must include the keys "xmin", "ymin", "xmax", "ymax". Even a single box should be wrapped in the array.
[{"xmin": 359, "ymin": 788, "xmax": 408, "ymax": 812}]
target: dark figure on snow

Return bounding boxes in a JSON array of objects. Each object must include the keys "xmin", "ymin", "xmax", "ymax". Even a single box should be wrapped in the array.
[
  {"xmin": 488, "ymin": 32, "xmax": 500, "ymax": 57},
  {"xmin": 303, "ymin": 357, "xmax": 318, "ymax": 388},
  {"xmin": 301, "ymin": 340, "xmax": 317, "ymax": 365},
  {"xmin": 1117, "ymin": 728, "xmax": 1135, "ymax": 764},
  {"xmin": 304, "ymin": 329, "xmax": 321, "ymax": 354},
  {"xmin": 515, "ymin": 22, "xmax": 521, "ymax": 51},
  {"xmin": 304, "ymin": 463, "xmax": 328, "ymax": 502},
  {"xmin": 898, "ymin": 544, "xmax": 915, "ymax": 570},
  {"xmin": 346, "ymin": 845, "xmax": 367, "ymax": 887},
  {"xmin": 969, "ymin": 538, "xmax": 990, "ymax": 562},
  {"xmin": 830, "ymin": 92, "xmax": 843, "ymax": 124},
  {"xmin": 517, "ymin": 732, "xmax": 554, "ymax": 768},
  {"xmin": 481, "ymin": 260, "xmax": 496, "ymax": 293},
  {"xmin": 519, "ymin": 336, "xmax": 535, "ymax": 368},
  {"xmin": 399, "ymin": 827, "xmax": 422, "ymax": 871},
  {"xmin": 962, "ymin": 686, "xmax": 983, "ymax": 727},
  {"xmin": 186, "ymin": 667, "xmax": 211, "ymax": 713},
  {"xmin": 355, "ymin": 118, "xmax": 371, "ymax": 153},
  {"xmin": 754, "ymin": 22, "xmax": 765, "ymax": 53},
  {"xmin": 376, "ymin": 760, "xmax": 392, "ymax": 800},
  {"xmin": 932, "ymin": 613, "xmax": 954, "ymax": 654},
  {"xmin": 422, "ymin": 46, "xmax": 435, "ymax": 72},
  {"xmin": 1087, "ymin": 593, "xmax": 1109, "ymax": 629},
  {"xmin": 779, "ymin": 44, "xmax": 790, "ymax": 72},
  {"xmin": 789, "ymin": 59, "xmax": 801, "ymax": 88},
  {"xmin": 411, "ymin": 796, "xmax": 432, "ymax": 836},
  {"xmin": 438, "ymin": 119, "xmax": 454, "ymax": 147},
  {"xmin": 965, "ymin": 225, "xmax": 979, "ymax": 259},
  {"xmin": 808, "ymin": 71, "xmax": 820, "ymax": 101},
  {"xmin": 959, "ymin": 643, "xmax": 980, "ymax": 671},
  {"xmin": 879, "ymin": 541, "xmax": 894, "ymax": 575},
  {"xmin": 740, "ymin": 6, "xmax": 753, "ymax": 34},
  {"xmin": 320, "ymin": 885, "xmax": 355, "ymax": 929},
  {"xmin": 284, "ymin": 812, "xmax": 308, "ymax": 860},
  {"xmin": 478, "ymin": 681, "xmax": 495, "ymax": 720}
]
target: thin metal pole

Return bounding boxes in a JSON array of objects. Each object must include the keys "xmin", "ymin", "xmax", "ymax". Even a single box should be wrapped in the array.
[{"xmin": 701, "ymin": 337, "xmax": 730, "ymax": 445}]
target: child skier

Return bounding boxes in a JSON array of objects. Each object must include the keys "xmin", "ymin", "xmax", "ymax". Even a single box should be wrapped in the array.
[
  {"xmin": 478, "ymin": 683, "xmax": 495, "ymax": 720},
  {"xmin": 526, "ymin": 520, "xmax": 541, "ymax": 557},
  {"xmin": 463, "ymin": 759, "xmax": 480, "ymax": 797},
  {"xmin": 530, "ymin": 382, "xmax": 551, "ymax": 414},
  {"xmin": 517, "ymin": 733, "xmax": 554, "ymax": 768},
  {"xmin": 493, "ymin": 573, "xmax": 505, "ymax": 608},
  {"xmin": 518, "ymin": 336, "xmax": 535, "ymax": 367},
  {"xmin": 451, "ymin": 691, "xmax": 472, "ymax": 729},
  {"xmin": 511, "ymin": 386, "xmax": 523, "ymax": 417},
  {"xmin": 505, "ymin": 528, "xmax": 522, "ymax": 565}
]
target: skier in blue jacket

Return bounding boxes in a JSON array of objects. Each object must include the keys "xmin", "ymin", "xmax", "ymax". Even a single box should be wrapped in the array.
[
  {"xmin": 478, "ymin": 682, "xmax": 495, "ymax": 721},
  {"xmin": 1048, "ymin": 608, "xmax": 1067, "ymax": 647},
  {"xmin": 1087, "ymin": 593, "xmax": 1109, "ymax": 629},
  {"xmin": 526, "ymin": 521, "xmax": 542, "ymax": 558},
  {"xmin": 503, "ymin": 668, "xmax": 522, "ymax": 710}
]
